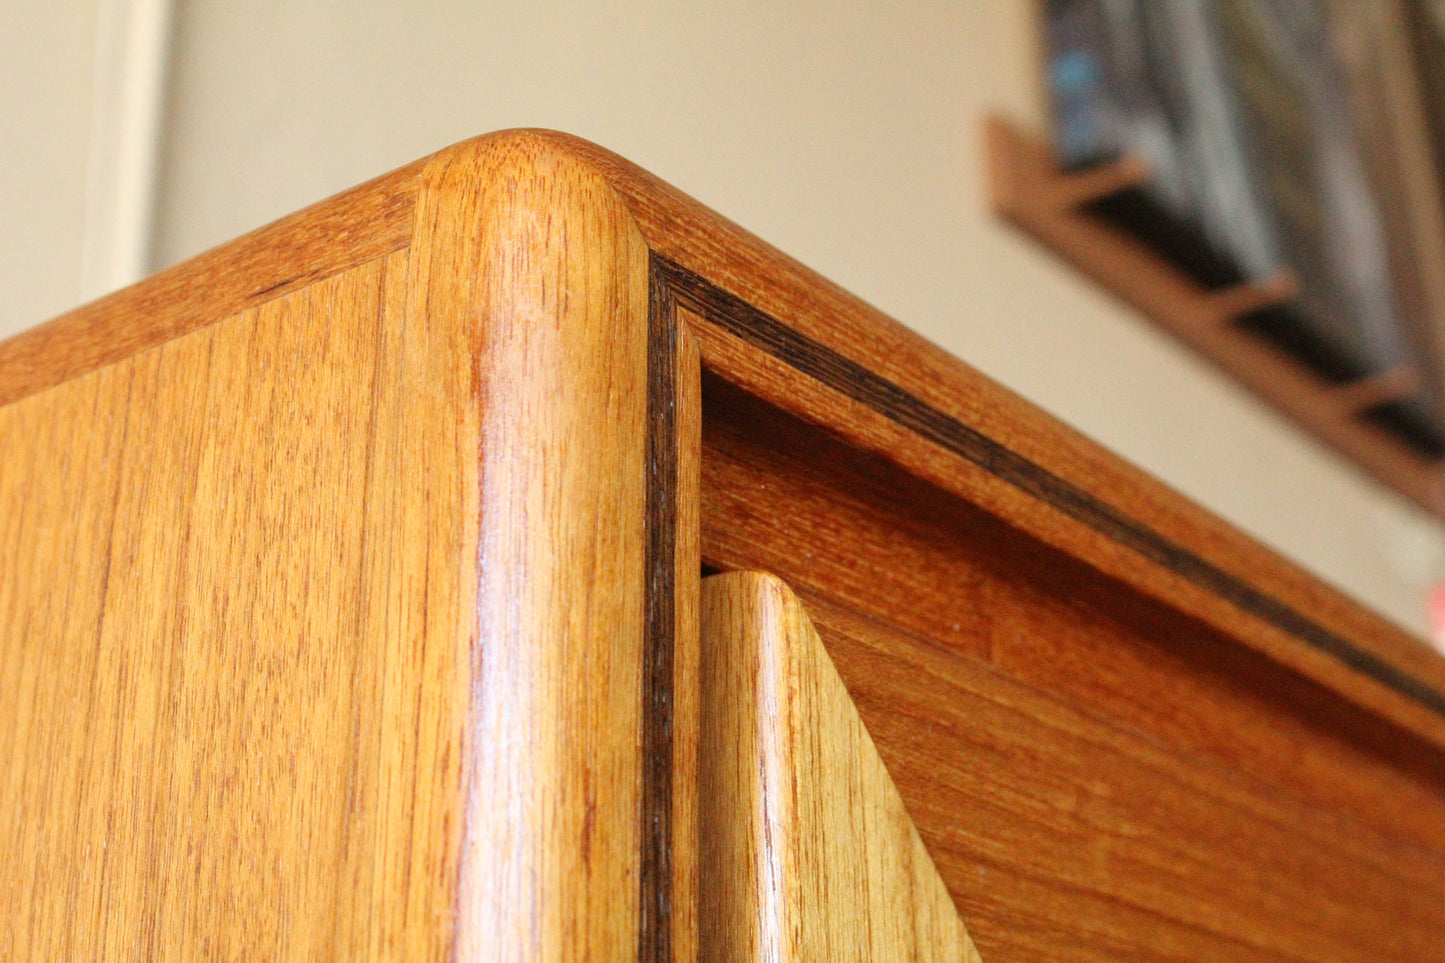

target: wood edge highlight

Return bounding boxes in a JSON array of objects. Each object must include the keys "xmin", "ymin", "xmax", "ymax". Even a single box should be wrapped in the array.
[
  {"xmin": 407, "ymin": 131, "xmax": 655, "ymax": 962},
  {"xmin": 699, "ymin": 570, "xmax": 982, "ymax": 963},
  {"xmin": 0, "ymin": 157, "xmax": 424, "ymax": 407}
]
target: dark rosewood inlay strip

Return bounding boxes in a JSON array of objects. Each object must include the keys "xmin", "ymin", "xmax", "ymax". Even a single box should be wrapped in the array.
[{"xmin": 640, "ymin": 268, "xmax": 678, "ymax": 963}]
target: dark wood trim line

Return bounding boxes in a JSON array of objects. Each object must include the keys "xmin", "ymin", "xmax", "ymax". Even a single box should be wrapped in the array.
[
  {"xmin": 650, "ymin": 253, "xmax": 1445, "ymax": 722},
  {"xmin": 640, "ymin": 268, "xmax": 679, "ymax": 963}
]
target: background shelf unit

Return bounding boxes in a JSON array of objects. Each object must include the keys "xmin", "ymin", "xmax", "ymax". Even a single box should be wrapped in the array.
[{"xmin": 986, "ymin": 115, "xmax": 1445, "ymax": 516}]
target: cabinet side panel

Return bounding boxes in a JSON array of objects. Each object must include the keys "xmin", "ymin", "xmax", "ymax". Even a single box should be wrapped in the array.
[{"xmin": 0, "ymin": 250, "xmax": 465, "ymax": 960}]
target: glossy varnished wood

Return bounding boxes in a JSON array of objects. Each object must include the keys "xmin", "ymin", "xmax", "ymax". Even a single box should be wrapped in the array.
[
  {"xmin": 0, "ymin": 255, "xmax": 465, "ymax": 958},
  {"xmin": 4, "ymin": 127, "xmax": 1445, "ymax": 962},
  {"xmin": 697, "ymin": 380, "xmax": 1445, "ymax": 962},
  {"xmin": 578, "ymin": 128, "xmax": 1445, "ymax": 757},
  {"xmin": 0, "ymin": 131, "xmax": 655, "ymax": 960},
  {"xmin": 805, "ymin": 594, "xmax": 1445, "ymax": 963},
  {"xmin": 699, "ymin": 571, "xmax": 979, "ymax": 963},
  {"xmin": 656, "ymin": 252, "xmax": 1445, "ymax": 753},
  {"xmin": 11, "ymin": 126, "xmax": 1444, "ymax": 771},
  {"xmin": 409, "ymin": 133, "xmax": 653, "ymax": 961}
]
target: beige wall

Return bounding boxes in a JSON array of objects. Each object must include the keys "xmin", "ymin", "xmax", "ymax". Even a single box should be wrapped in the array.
[
  {"xmin": 11, "ymin": 0, "xmax": 1445, "ymax": 639},
  {"xmin": 0, "ymin": 3, "xmax": 102, "ymax": 335}
]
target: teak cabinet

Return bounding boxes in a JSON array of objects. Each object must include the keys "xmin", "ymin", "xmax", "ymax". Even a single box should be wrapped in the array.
[{"xmin": 2, "ymin": 130, "xmax": 1444, "ymax": 960}]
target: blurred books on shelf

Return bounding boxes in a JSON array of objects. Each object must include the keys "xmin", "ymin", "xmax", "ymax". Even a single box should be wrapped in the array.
[
  {"xmin": 1044, "ymin": 0, "xmax": 1445, "ymax": 459},
  {"xmin": 1045, "ymin": 0, "xmax": 1268, "ymax": 288}
]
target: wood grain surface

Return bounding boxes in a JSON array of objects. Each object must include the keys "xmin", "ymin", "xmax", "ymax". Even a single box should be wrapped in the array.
[
  {"xmin": 698, "ymin": 381, "xmax": 1445, "ymax": 962},
  {"xmin": 0, "ymin": 254, "xmax": 463, "ymax": 959},
  {"xmin": 4, "ymin": 126, "xmax": 1445, "ymax": 962},
  {"xmin": 806, "ymin": 593, "xmax": 1445, "ymax": 963},
  {"xmin": 699, "ymin": 571, "xmax": 980, "ymax": 963},
  {"xmin": 409, "ymin": 132, "xmax": 652, "ymax": 962},
  {"xmin": 574, "ymin": 125, "xmax": 1445, "ymax": 757},
  {"xmin": 660, "ymin": 255, "xmax": 1445, "ymax": 754},
  {"xmin": 0, "ymin": 130, "xmax": 655, "ymax": 961},
  {"xmin": 9, "ymin": 125, "xmax": 1444, "ymax": 781}
]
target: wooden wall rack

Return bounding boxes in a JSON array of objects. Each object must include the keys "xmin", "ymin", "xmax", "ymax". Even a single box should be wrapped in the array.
[{"xmin": 986, "ymin": 115, "xmax": 1445, "ymax": 515}]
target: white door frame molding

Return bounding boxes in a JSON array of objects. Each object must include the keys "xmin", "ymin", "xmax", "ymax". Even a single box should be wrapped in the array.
[{"xmin": 81, "ymin": 0, "xmax": 175, "ymax": 300}]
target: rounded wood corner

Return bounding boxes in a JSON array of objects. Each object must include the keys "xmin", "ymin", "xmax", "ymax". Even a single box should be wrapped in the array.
[
  {"xmin": 706, "ymin": 568, "xmax": 799, "ymax": 606},
  {"xmin": 415, "ymin": 128, "xmax": 657, "ymax": 961},
  {"xmin": 413, "ymin": 127, "xmax": 651, "ymax": 267},
  {"xmin": 406, "ymin": 126, "xmax": 654, "ymax": 384}
]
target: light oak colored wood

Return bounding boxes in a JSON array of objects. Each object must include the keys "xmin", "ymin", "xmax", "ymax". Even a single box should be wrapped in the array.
[
  {"xmin": 699, "ymin": 571, "xmax": 980, "ymax": 963},
  {"xmin": 985, "ymin": 114, "xmax": 1445, "ymax": 516}
]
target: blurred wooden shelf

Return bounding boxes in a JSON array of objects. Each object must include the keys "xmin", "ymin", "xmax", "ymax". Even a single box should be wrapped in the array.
[{"xmin": 986, "ymin": 114, "xmax": 1445, "ymax": 516}]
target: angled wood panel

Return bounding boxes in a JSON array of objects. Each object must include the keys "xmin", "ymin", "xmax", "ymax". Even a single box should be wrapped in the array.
[
  {"xmin": 699, "ymin": 570, "xmax": 980, "ymax": 963},
  {"xmin": 696, "ymin": 389, "xmax": 1445, "ymax": 963}
]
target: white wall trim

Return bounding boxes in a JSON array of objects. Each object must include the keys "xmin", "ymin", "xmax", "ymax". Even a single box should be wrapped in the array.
[{"xmin": 80, "ymin": 0, "xmax": 174, "ymax": 300}]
